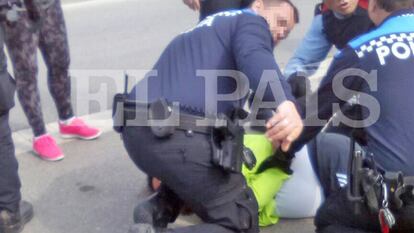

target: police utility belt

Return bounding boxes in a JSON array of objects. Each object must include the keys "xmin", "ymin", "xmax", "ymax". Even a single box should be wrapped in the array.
[
  {"xmin": 347, "ymin": 141, "xmax": 414, "ymax": 233},
  {"xmin": 112, "ymin": 93, "xmax": 256, "ymax": 174}
]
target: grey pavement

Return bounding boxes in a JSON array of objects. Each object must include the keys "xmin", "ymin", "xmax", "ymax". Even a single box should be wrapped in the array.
[
  {"xmin": 17, "ymin": 131, "xmax": 315, "ymax": 233},
  {"xmin": 10, "ymin": 0, "xmax": 323, "ymax": 232}
]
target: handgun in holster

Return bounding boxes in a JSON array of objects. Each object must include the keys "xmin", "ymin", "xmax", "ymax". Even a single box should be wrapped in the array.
[
  {"xmin": 347, "ymin": 139, "xmax": 384, "ymax": 215},
  {"xmin": 347, "ymin": 142, "xmax": 365, "ymax": 215},
  {"xmin": 211, "ymin": 110, "xmax": 256, "ymax": 173}
]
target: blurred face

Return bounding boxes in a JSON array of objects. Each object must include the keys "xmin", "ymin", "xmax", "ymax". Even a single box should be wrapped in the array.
[
  {"xmin": 253, "ymin": 1, "xmax": 296, "ymax": 44},
  {"xmin": 325, "ymin": 0, "xmax": 359, "ymax": 15}
]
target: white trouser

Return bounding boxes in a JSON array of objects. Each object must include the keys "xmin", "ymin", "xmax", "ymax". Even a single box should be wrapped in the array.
[{"xmin": 275, "ymin": 146, "xmax": 324, "ymax": 218}]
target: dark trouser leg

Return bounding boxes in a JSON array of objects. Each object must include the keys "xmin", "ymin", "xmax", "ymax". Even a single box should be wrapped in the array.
[
  {"xmin": 316, "ymin": 187, "xmax": 414, "ymax": 233},
  {"xmin": 315, "ymin": 188, "xmax": 381, "ymax": 233},
  {"xmin": 122, "ymin": 127, "xmax": 259, "ymax": 233},
  {"xmin": 316, "ymin": 133, "xmax": 350, "ymax": 197},
  {"xmin": 317, "ymin": 225, "xmax": 379, "ymax": 233},
  {"xmin": 0, "ymin": 112, "xmax": 21, "ymax": 213},
  {"xmin": 38, "ymin": 0, "xmax": 73, "ymax": 121},
  {"xmin": 3, "ymin": 15, "xmax": 46, "ymax": 137}
]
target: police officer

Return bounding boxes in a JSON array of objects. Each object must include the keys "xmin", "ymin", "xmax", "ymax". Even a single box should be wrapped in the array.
[
  {"xmin": 284, "ymin": 0, "xmax": 374, "ymax": 99},
  {"xmin": 283, "ymin": 0, "xmax": 374, "ymax": 197},
  {"xmin": 116, "ymin": 1, "xmax": 303, "ymax": 233},
  {"xmin": 266, "ymin": 0, "xmax": 414, "ymax": 232},
  {"xmin": 0, "ymin": 1, "xmax": 33, "ymax": 232}
]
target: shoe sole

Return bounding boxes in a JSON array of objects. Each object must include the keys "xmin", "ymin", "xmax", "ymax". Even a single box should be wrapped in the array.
[
  {"xmin": 60, "ymin": 131, "xmax": 102, "ymax": 141},
  {"xmin": 0, "ymin": 207, "xmax": 34, "ymax": 233},
  {"xmin": 32, "ymin": 150, "xmax": 65, "ymax": 162},
  {"xmin": 21, "ymin": 205, "xmax": 34, "ymax": 225}
]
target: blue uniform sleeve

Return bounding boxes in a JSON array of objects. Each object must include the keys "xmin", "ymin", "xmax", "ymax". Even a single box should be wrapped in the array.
[
  {"xmin": 291, "ymin": 47, "xmax": 364, "ymax": 152},
  {"xmin": 283, "ymin": 15, "xmax": 333, "ymax": 79},
  {"xmin": 232, "ymin": 14, "xmax": 295, "ymax": 109}
]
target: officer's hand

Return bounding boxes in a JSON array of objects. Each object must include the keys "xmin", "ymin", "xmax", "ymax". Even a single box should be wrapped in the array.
[
  {"xmin": 265, "ymin": 101, "xmax": 303, "ymax": 152},
  {"xmin": 183, "ymin": 0, "xmax": 201, "ymax": 11}
]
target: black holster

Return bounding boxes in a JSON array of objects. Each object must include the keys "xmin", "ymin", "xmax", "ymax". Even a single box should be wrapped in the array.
[
  {"xmin": 112, "ymin": 93, "xmax": 128, "ymax": 133},
  {"xmin": 347, "ymin": 146, "xmax": 414, "ymax": 215},
  {"xmin": 211, "ymin": 113, "xmax": 245, "ymax": 173}
]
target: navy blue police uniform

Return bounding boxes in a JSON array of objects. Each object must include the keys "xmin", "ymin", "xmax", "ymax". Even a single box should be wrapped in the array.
[
  {"xmin": 123, "ymin": 9, "xmax": 293, "ymax": 233},
  {"xmin": 291, "ymin": 9, "xmax": 414, "ymax": 233}
]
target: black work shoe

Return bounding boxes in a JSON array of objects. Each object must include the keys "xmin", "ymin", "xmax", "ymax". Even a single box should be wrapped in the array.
[
  {"xmin": 128, "ymin": 223, "xmax": 166, "ymax": 233},
  {"xmin": 133, "ymin": 192, "xmax": 180, "ymax": 228},
  {"xmin": 0, "ymin": 201, "xmax": 34, "ymax": 233}
]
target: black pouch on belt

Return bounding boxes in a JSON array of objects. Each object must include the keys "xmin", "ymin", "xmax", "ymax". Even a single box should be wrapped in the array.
[
  {"xmin": 149, "ymin": 98, "xmax": 176, "ymax": 138},
  {"xmin": 112, "ymin": 93, "xmax": 127, "ymax": 133}
]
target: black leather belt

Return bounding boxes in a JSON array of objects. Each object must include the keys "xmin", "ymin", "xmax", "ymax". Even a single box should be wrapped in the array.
[{"xmin": 122, "ymin": 103, "xmax": 213, "ymax": 135}]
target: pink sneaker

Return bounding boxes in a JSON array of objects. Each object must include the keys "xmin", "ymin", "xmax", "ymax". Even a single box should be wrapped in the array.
[
  {"xmin": 33, "ymin": 135, "xmax": 65, "ymax": 161},
  {"xmin": 59, "ymin": 118, "xmax": 102, "ymax": 140}
]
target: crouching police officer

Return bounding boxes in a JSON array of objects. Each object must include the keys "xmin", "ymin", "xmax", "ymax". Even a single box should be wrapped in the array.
[
  {"xmin": 266, "ymin": 0, "xmax": 414, "ymax": 232},
  {"xmin": 113, "ymin": 1, "xmax": 302, "ymax": 233},
  {"xmin": 0, "ymin": 1, "xmax": 34, "ymax": 232}
]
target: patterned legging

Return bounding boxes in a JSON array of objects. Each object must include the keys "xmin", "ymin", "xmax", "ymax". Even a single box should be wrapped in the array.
[{"xmin": 3, "ymin": 0, "xmax": 73, "ymax": 136}]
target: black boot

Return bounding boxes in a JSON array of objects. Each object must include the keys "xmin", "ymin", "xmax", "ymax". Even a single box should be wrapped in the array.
[
  {"xmin": 0, "ymin": 201, "xmax": 34, "ymax": 233},
  {"xmin": 133, "ymin": 187, "xmax": 182, "ymax": 228}
]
